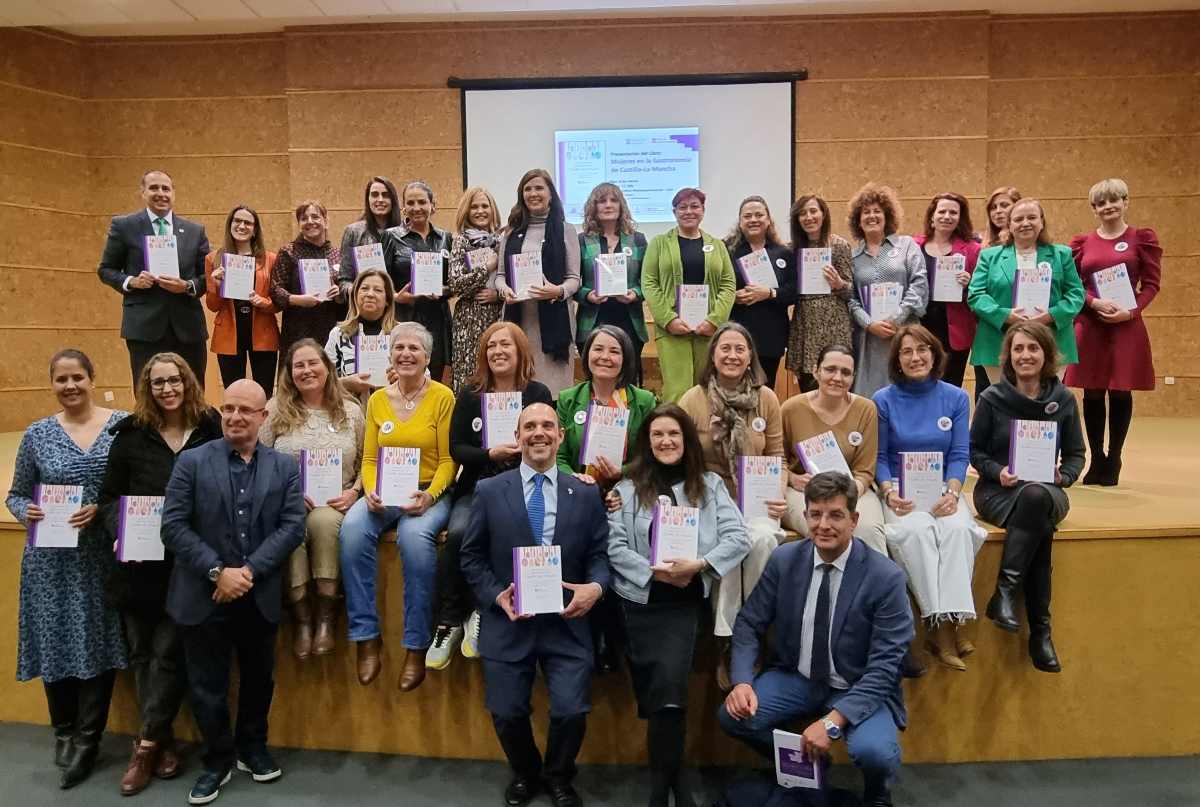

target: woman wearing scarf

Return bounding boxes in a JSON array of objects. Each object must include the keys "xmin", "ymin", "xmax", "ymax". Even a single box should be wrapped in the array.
[
  {"xmin": 677, "ymin": 322, "xmax": 785, "ymax": 690},
  {"xmin": 446, "ymin": 186, "xmax": 505, "ymax": 393},
  {"xmin": 491, "ymin": 169, "xmax": 581, "ymax": 397}
]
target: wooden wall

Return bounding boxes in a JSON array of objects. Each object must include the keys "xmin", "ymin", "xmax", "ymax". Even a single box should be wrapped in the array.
[{"xmin": 1, "ymin": 12, "xmax": 1196, "ymax": 429}]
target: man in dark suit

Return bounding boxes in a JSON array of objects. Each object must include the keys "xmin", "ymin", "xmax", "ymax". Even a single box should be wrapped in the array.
[
  {"xmin": 96, "ymin": 169, "xmax": 210, "ymax": 386},
  {"xmin": 718, "ymin": 472, "xmax": 913, "ymax": 807},
  {"xmin": 461, "ymin": 402, "xmax": 611, "ymax": 807},
  {"xmin": 162, "ymin": 379, "xmax": 305, "ymax": 806}
]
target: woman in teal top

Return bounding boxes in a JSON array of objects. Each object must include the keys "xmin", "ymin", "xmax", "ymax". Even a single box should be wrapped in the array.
[
  {"xmin": 556, "ymin": 325, "xmax": 658, "ymax": 484},
  {"xmin": 576, "ymin": 183, "xmax": 649, "ymax": 384},
  {"xmin": 967, "ymin": 198, "xmax": 1085, "ymax": 382},
  {"xmin": 641, "ymin": 188, "xmax": 736, "ymax": 403}
]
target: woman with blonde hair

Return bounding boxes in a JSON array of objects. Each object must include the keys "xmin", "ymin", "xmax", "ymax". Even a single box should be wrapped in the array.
[
  {"xmin": 260, "ymin": 339, "xmax": 365, "ymax": 660},
  {"xmin": 324, "ymin": 267, "xmax": 397, "ymax": 398},
  {"xmin": 447, "ymin": 186, "xmax": 505, "ymax": 392},
  {"xmin": 577, "ymin": 182, "xmax": 649, "ymax": 381},
  {"xmin": 983, "ymin": 186, "xmax": 1021, "ymax": 247}
]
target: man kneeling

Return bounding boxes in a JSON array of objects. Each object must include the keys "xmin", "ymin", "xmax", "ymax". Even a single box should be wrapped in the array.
[{"xmin": 718, "ymin": 471, "xmax": 912, "ymax": 806}]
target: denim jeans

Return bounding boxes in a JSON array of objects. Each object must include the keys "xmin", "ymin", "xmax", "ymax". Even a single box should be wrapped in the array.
[{"xmin": 339, "ymin": 494, "xmax": 452, "ymax": 649}]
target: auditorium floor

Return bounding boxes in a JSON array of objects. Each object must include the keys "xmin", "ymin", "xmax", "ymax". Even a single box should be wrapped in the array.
[{"xmin": 1, "ymin": 723, "xmax": 1196, "ymax": 807}]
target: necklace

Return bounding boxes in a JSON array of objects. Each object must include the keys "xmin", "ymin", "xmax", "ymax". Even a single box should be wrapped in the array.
[{"xmin": 396, "ymin": 378, "xmax": 427, "ymax": 411}]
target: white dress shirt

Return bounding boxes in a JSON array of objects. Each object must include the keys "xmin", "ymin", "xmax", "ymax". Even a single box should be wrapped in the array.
[
  {"xmin": 519, "ymin": 462, "xmax": 559, "ymax": 545},
  {"xmin": 798, "ymin": 541, "xmax": 853, "ymax": 690}
]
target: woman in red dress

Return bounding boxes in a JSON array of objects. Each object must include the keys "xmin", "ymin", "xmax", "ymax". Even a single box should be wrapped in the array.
[{"xmin": 1064, "ymin": 179, "xmax": 1162, "ymax": 486}]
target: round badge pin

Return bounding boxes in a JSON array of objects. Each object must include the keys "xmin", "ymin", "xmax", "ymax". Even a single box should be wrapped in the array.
[
  {"xmin": 381, "ymin": 421, "xmax": 395, "ymax": 435},
  {"xmin": 574, "ymin": 410, "xmax": 587, "ymax": 425},
  {"xmin": 937, "ymin": 416, "xmax": 953, "ymax": 432},
  {"xmin": 775, "ymin": 258, "xmax": 786, "ymax": 268},
  {"xmin": 1044, "ymin": 401, "xmax": 1059, "ymax": 415},
  {"xmin": 328, "ymin": 423, "xmax": 338, "ymax": 433},
  {"xmin": 848, "ymin": 431, "xmax": 863, "ymax": 446},
  {"xmin": 1114, "ymin": 242, "xmax": 1129, "ymax": 253},
  {"xmin": 1038, "ymin": 261, "xmax": 1052, "ymax": 271},
  {"xmin": 623, "ymin": 246, "xmax": 633, "ymax": 256},
  {"xmin": 471, "ymin": 417, "xmax": 483, "ymax": 432},
  {"xmin": 441, "ymin": 248, "xmax": 450, "ymax": 259},
  {"xmin": 702, "ymin": 244, "xmax": 715, "ymax": 253},
  {"xmin": 752, "ymin": 417, "xmax": 766, "ymax": 433}
]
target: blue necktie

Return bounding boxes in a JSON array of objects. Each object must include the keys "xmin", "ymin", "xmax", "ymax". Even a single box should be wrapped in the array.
[
  {"xmin": 810, "ymin": 564, "xmax": 833, "ymax": 683},
  {"xmin": 528, "ymin": 473, "xmax": 547, "ymax": 546}
]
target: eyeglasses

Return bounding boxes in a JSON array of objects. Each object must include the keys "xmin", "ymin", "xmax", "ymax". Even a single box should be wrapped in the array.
[
  {"xmin": 219, "ymin": 404, "xmax": 264, "ymax": 417},
  {"xmin": 231, "ymin": 219, "xmax": 255, "ymax": 228},
  {"xmin": 150, "ymin": 376, "xmax": 184, "ymax": 389}
]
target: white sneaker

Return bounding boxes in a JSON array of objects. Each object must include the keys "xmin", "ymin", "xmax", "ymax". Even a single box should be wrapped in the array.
[
  {"xmin": 426, "ymin": 624, "xmax": 463, "ymax": 670},
  {"xmin": 460, "ymin": 611, "xmax": 481, "ymax": 659}
]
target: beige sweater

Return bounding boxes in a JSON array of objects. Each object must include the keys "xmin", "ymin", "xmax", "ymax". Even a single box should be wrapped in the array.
[
  {"xmin": 678, "ymin": 384, "xmax": 784, "ymax": 497},
  {"xmin": 779, "ymin": 391, "xmax": 878, "ymax": 493}
]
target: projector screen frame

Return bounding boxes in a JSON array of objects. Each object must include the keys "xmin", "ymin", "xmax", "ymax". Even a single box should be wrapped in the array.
[{"xmin": 448, "ymin": 71, "xmax": 806, "ymax": 207}]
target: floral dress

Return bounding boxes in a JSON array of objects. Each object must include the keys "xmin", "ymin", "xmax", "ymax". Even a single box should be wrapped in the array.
[
  {"xmin": 447, "ymin": 229, "xmax": 503, "ymax": 393},
  {"xmin": 787, "ymin": 233, "xmax": 855, "ymax": 377},
  {"xmin": 6, "ymin": 412, "xmax": 129, "ymax": 682}
]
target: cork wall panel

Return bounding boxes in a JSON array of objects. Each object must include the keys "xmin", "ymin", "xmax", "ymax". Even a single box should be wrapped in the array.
[
  {"xmin": 0, "ymin": 268, "xmax": 122, "ymax": 329},
  {"xmin": 0, "ymin": 83, "xmax": 85, "ymax": 155},
  {"xmin": 988, "ymin": 137, "xmax": 1197, "ymax": 201},
  {"xmin": 797, "ymin": 15, "xmax": 988, "ymax": 80},
  {"xmin": 795, "ymin": 78, "xmax": 987, "ymax": 141},
  {"xmin": 0, "ymin": 208, "xmax": 98, "ymax": 270},
  {"xmin": 988, "ymin": 75, "xmax": 1199, "ymax": 140},
  {"xmin": 0, "ymin": 28, "xmax": 83, "ymax": 98},
  {"xmin": 87, "ymin": 97, "xmax": 290, "ymax": 156},
  {"xmin": 989, "ymin": 13, "xmax": 1200, "ymax": 79},
  {"xmin": 1145, "ymin": 318, "xmax": 1200, "ymax": 377},
  {"xmin": 287, "ymin": 89, "xmax": 460, "ymax": 150},
  {"xmin": 1035, "ymin": 197, "xmax": 1199, "ymax": 258},
  {"xmin": 1151, "ymin": 258, "xmax": 1199, "ymax": 316},
  {"xmin": 1136, "ymin": 382, "xmax": 1200, "ymax": 418},
  {"xmin": 0, "ymin": 386, "xmax": 135, "ymax": 432},
  {"xmin": 84, "ymin": 36, "xmax": 285, "ymax": 99},
  {"xmin": 287, "ymin": 150, "xmax": 461, "ymax": 213},
  {"xmin": 90, "ymin": 156, "xmax": 292, "ymax": 217},
  {"xmin": 0, "ymin": 328, "xmax": 127, "ymax": 388},
  {"xmin": 798, "ymin": 139, "xmax": 986, "ymax": 203},
  {"xmin": 0, "ymin": 145, "xmax": 91, "ymax": 213}
]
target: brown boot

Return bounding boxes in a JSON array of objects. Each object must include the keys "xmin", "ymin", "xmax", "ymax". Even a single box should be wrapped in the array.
[
  {"xmin": 926, "ymin": 622, "xmax": 967, "ymax": 672},
  {"xmin": 357, "ymin": 637, "xmax": 382, "ymax": 685},
  {"xmin": 398, "ymin": 648, "xmax": 427, "ymax": 692},
  {"xmin": 312, "ymin": 595, "xmax": 338, "ymax": 656},
  {"xmin": 154, "ymin": 739, "xmax": 181, "ymax": 779},
  {"xmin": 291, "ymin": 596, "xmax": 314, "ymax": 660},
  {"xmin": 120, "ymin": 739, "xmax": 158, "ymax": 796}
]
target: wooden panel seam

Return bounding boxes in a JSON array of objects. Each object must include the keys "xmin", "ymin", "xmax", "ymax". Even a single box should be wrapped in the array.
[
  {"xmin": 0, "ymin": 79, "xmax": 81, "ymax": 102},
  {"xmin": 0, "ymin": 140, "xmax": 87, "ymax": 159}
]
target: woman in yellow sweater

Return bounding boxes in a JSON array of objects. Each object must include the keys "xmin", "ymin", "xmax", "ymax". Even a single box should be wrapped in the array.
[{"xmin": 339, "ymin": 322, "xmax": 457, "ymax": 692}]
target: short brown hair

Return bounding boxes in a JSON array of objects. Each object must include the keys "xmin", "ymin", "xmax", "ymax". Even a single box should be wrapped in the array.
[
  {"xmin": 468, "ymin": 321, "xmax": 536, "ymax": 393},
  {"xmin": 1000, "ymin": 321, "xmax": 1059, "ymax": 384},
  {"xmin": 1002, "ymin": 198, "xmax": 1052, "ymax": 247},
  {"xmin": 847, "ymin": 183, "xmax": 903, "ymax": 241},
  {"xmin": 672, "ymin": 187, "xmax": 706, "ymax": 208},
  {"xmin": 887, "ymin": 323, "xmax": 947, "ymax": 384},
  {"xmin": 921, "ymin": 192, "xmax": 974, "ymax": 243},
  {"xmin": 294, "ymin": 199, "xmax": 327, "ymax": 222}
]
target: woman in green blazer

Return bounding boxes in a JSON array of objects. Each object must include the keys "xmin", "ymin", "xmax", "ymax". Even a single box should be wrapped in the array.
[
  {"xmin": 967, "ymin": 198, "xmax": 1085, "ymax": 382},
  {"xmin": 576, "ymin": 183, "xmax": 649, "ymax": 384},
  {"xmin": 641, "ymin": 188, "xmax": 736, "ymax": 403}
]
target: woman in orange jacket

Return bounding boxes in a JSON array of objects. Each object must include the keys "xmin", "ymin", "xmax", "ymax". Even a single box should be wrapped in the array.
[{"xmin": 204, "ymin": 204, "xmax": 280, "ymax": 396}]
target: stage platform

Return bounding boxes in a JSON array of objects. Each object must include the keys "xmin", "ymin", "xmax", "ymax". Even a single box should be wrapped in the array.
[{"xmin": 1, "ymin": 418, "xmax": 1198, "ymax": 765}]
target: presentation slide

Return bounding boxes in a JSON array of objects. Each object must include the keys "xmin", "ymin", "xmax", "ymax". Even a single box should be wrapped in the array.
[
  {"xmin": 555, "ymin": 127, "xmax": 700, "ymax": 224},
  {"xmin": 464, "ymin": 83, "xmax": 792, "ymax": 240}
]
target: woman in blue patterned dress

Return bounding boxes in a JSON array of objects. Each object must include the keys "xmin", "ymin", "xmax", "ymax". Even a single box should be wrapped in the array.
[{"xmin": 5, "ymin": 348, "xmax": 128, "ymax": 789}]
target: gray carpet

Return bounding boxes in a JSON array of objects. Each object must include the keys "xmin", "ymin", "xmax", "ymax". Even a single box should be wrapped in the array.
[{"xmin": 0, "ymin": 722, "xmax": 1195, "ymax": 806}]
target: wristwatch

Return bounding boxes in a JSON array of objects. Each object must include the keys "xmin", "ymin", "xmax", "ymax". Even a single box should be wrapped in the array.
[
  {"xmin": 207, "ymin": 565, "xmax": 224, "ymax": 583},
  {"xmin": 822, "ymin": 718, "xmax": 843, "ymax": 741}
]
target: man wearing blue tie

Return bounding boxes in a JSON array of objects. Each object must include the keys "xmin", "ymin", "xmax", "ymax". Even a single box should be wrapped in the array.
[
  {"xmin": 718, "ymin": 471, "xmax": 912, "ymax": 807},
  {"xmin": 461, "ymin": 402, "xmax": 611, "ymax": 807}
]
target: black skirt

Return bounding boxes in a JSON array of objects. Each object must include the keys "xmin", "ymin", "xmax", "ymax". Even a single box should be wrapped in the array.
[{"xmin": 621, "ymin": 592, "xmax": 703, "ymax": 718}]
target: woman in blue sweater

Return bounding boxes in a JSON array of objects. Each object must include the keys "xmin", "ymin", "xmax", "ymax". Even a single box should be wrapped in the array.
[{"xmin": 874, "ymin": 325, "xmax": 987, "ymax": 672}]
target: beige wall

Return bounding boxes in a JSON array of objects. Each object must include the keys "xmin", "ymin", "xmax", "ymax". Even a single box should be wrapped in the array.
[{"xmin": 0, "ymin": 11, "xmax": 1197, "ymax": 430}]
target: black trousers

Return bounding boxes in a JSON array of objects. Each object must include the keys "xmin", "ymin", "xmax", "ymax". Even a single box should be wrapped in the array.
[
  {"xmin": 216, "ymin": 351, "xmax": 278, "ymax": 399},
  {"xmin": 759, "ymin": 355, "xmax": 782, "ymax": 388},
  {"xmin": 436, "ymin": 494, "xmax": 476, "ymax": 626},
  {"xmin": 181, "ymin": 597, "xmax": 278, "ymax": 772},
  {"xmin": 128, "ymin": 333, "xmax": 207, "ymax": 389},
  {"xmin": 124, "ymin": 608, "xmax": 187, "ymax": 743}
]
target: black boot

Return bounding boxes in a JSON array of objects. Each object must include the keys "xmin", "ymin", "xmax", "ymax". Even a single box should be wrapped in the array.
[
  {"xmin": 43, "ymin": 679, "xmax": 79, "ymax": 769},
  {"xmin": 1025, "ymin": 541, "xmax": 1062, "ymax": 673},
  {"xmin": 1081, "ymin": 454, "xmax": 1108, "ymax": 485},
  {"xmin": 61, "ymin": 671, "xmax": 115, "ymax": 789},
  {"xmin": 646, "ymin": 709, "xmax": 695, "ymax": 807},
  {"xmin": 986, "ymin": 526, "xmax": 1042, "ymax": 632}
]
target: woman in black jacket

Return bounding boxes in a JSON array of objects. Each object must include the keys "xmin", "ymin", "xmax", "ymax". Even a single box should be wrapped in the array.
[
  {"xmin": 98, "ymin": 352, "xmax": 222, "ymax": 796},
  {"xmin": 969, "ymin": 321, "xmax": 1084, "ymax": 674}
]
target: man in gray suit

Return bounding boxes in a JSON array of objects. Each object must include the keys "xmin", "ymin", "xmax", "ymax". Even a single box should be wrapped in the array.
[{"xmin": 96, "ymin": 169, "xmax": 210, "ymax": 386}]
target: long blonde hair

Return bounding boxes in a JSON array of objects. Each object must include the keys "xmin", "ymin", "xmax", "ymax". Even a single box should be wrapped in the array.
[
  {"xmin": 269, "ymin": 339, "xmax": 353, "ymax": 436},
  {"xmin": 337, "ymin": 269, "xmax": 397, "ymax": 338}
]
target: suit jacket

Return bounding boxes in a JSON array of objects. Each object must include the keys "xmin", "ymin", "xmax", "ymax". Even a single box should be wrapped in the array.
[
  {"xmin": 161, "ymin": 439, "xmax": 305, "ymax": 626},
  {"xmin": 731, "ymin": 538, "xmax": 913, "ymax": 729},
  {"xmin": 97, "ymin": 210, "xmax": 210, "ymax": 343},
  {"xmin": 641, "ymin": 227, "xmax": 736, "ymax": 335},
  {"xmin": 555, "ymin": 381, "xmax": 658, "ymax": 475},
  {"xmin": 460, "ymin": 467, "xmax": 612, "ymax": 663}
]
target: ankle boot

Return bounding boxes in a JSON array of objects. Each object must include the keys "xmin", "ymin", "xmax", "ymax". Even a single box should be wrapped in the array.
[
  {"xmin": 1082, "ymin": 453, "xmax": 1108, "ymax": 485},
  {"xmin": 356, "ymin": 637, "xmax": 382, "ymax": 685},
  {"xmin": 44, "ymin": 680, "xmax": 78, "ymax": 769},
  {"xmin": 1025, "ymin": 545, "xmax": 1062, "ymax": 673},
  {"xmin": 312, "ymin": 595, "xmax": 338, "ymax": 656},
  {"xmin": 926, "ymin": 622, "xmax": 966, "ymax": 671},
  {"xmin": 291, "ymin": 594, "xmax": 314, "ymax": 660},
  {"xmin": 900, "ymin": 643, "xmax": 926, "ymax": 678},
  {"xmin": 398, "ymin": 648, "xmax": 427, "ymax": 691},
  {"xmin": 1099, "ymin": 456, "xmax": 1122, "ymax": 487},
  {"xmin": 61, "ymin": 672, "xmax": 114, "ymax": 789},
  {"xmin": 986, "ymin": 527, "xmax": 1042, "ymax": 632}
]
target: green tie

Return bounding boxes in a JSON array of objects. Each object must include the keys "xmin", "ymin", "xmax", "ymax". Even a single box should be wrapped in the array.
[{"xmin": 154, "ymin": 217, "xmax": 167, "ymax": 236}]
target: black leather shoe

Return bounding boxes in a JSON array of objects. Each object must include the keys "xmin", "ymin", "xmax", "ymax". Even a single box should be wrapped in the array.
[
  {"xmin": 900, "ymin": 646, "xmax": 926, "ymax": 678},
  {"xmin": 864, "ymin": 784, "xmax": 894, "ymax": 806},
  {"xmin": 236, "ymin": 749, "xmax": 281, "ymax": 782},
  {"xmin": 188, "ymin": 768, "xmax": 232, "ymax": 805},
  {"xmin": 546, "ymin": 781, "xmax": 583, "ymax": 807},
  {"xmin": 504, "ymin": 776, "xmax": 540, "ymax": 806}
]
